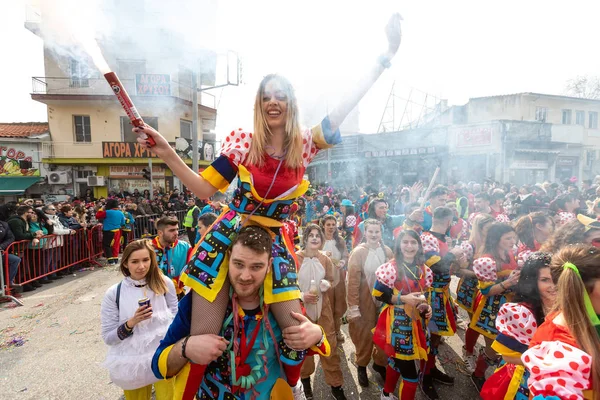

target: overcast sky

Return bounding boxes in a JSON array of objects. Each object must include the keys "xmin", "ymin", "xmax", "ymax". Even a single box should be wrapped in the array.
[{"xmin": 2, "ymin": 0, "xmax": 600, "ymax": 137}]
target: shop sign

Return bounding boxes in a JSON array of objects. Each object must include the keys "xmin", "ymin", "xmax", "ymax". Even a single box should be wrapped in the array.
[
  {"xmin": 365, "ymin": 146, "xmax": 437, "ymax": 158},
  {"xmin": 0, "ymin": 144, "xmax": 40, "ymax": 176},
  {"xmin": 135, "ymin": 74, "xmax": 171, "ymax": 96},
  {"xmin": 456, "ymin": 127, "xmax": 492, "ymax": 147},
  {"xmin": 556, "ymin": 156, "xmax": 577, "ymax": 166},
  {"xmin": 109, "ymin": 165, "xmax": 165, "ymax": 179},
  {"xmin": 102, "ymin": 142, "xmax": 175, "ymax": 158},
  {"xmin": 109, "ymin": 179, "xmax": 165, "ymax": 194},
  {"xmin": 510, "ymin": 160, "xmax": 548, "ymax": 169}
]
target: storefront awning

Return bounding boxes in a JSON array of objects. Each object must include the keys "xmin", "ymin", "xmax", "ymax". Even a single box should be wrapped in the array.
[
  {"xmin": 515, "ymin": 148, "xmax": 561, "ymax": 154},
  {"xmin": 0, "ymin": 177, "xmax": 42, "ymax": 195}
]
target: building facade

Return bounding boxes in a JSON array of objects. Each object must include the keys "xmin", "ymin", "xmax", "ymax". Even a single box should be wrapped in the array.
[
  {"xmin": 308, "ymin": 93, "xmax": 600, "ymax": 187},
  {"xmin": 25, "ymin": 1, "xmax": 219, "ymax": 199}
]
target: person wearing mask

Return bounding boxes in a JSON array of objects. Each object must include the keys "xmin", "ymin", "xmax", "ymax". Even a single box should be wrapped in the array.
[
  {"xmin": 320, "ymin": 215, "xmax": 349, "ymax": 344},
  {"xmin": 101, "ymin": 240, "xmax": 178, "ymax": 399},
  {"xmin": 150, "ymin": 217, "xmax": 192, "ymax": 301},
  {"xmin": 97, "ymin": 199, "xmax": 126, "ymax": 265},
  {"xmin": 372, "ymin": 230, "xmax": 433, "ymax": 400},
  {"xmin": 522, "ymin": 244, "xmax": 600, "ymax": 400},
  {"xmin": 183, "ymin": 198, "xmax": 201, "ymax": 246},
  {"xmin": 296, "ymin": 224, "xmax": 345, "ymax": 400},
  {"xmin": 0, "ymin": 220, "xmax": 22, "ymax": 292},
  {"xmin": 479, "ymin": 252, "xmax": 554, "ymax": 400},
  {"xmin": 420, "ymin": 206, "xmax": 465, "ymax": 399},
  {"xmin": 347, "ymin": 219, "xmax": 392, "ymax": 388},
  {"xmin": 469, "ymin": 223, "xmax": 520, "ymax": 392},
  {"xmin": 151, "ymin": 226, "xmax": 328, "ymax": 399}
]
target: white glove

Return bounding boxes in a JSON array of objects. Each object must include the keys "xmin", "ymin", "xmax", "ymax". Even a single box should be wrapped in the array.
[
  {"xmin": 346, "ymin": 305, "xmax": 361, "ymax": 321},
  {"xmin": 319, "ymin": 279, "xmax": 331, "ymax": 292}
]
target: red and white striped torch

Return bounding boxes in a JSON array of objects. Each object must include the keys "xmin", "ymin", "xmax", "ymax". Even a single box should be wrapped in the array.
[{"xmin": 104, "ymin": 72, "xmax": 156, "ymax": 146}]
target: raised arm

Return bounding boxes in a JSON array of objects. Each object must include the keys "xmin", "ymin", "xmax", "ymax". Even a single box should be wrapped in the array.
[
  {"xmin": 327, "ymin": 14, "xmax": 402, "ymax": 132},
  {"xmin": 134, "ymin": 126, "xmax": 219, "ymax": 199}
]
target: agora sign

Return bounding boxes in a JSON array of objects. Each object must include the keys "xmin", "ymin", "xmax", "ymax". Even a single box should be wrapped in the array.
[{"xmin": 102, "ymin": 142, "xmax": 177, "ymax": 158}]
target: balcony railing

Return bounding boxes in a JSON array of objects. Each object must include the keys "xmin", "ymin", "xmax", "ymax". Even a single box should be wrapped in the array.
[{"xmin": 31, "ymin": 77, "xmax": 216, "ymax": 109}]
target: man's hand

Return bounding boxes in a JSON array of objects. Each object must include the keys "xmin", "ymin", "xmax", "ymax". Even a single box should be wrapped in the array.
[
  {"xmin": 401, "ymin": 292, "xmax": 426, "ymax": 307},
  {"xmin": 409, "ymin": 181, "xmax": 424, "ymax": 203},
  {"xmin": 408, "ymin": 209, "xmax": 424, "ymax": 223},
  {"xmin": 70, "ymin": 230, "xmax": 76, "ymax": 235},
  {"xmin": 184, "ymin": 334, "xmax": 229, "ymax": 365},
  {"xmin": 282, "ymin": 312, "xmax": 323, "ymax": 350}
]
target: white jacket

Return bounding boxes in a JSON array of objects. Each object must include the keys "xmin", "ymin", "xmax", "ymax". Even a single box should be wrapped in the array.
[{"xmin": 45, "ymin": 213, "xmax": 71, "ymax": 248}]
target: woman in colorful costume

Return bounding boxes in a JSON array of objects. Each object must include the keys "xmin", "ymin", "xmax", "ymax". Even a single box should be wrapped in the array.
[
  {"xmin": 296, "ymin": 224, "xmax": 345, "ymax": 400},
  {"xmin": 522, "ymin": 244, "xmax": 600, "ymax": 400},
  {"xmin": 480, "ymin": 252, "xmax": 554, "ymax": 400},
  {"xmin": 514, "ymin": 212, "xmax": 554, "ymax": 266},
  {"xmin": 458, "ymin": 213, "xmax": 494, "ymax": 371},
  {"xmin": 372, "ymin": 230, "xmax": 433, "ymax": 400},
  {"xmin": 134, "ymin": 14, "xmax": 404, "ymax": 398},
  {"xmin": 346, "ymin": 218, "xmax": 393, "ymax": 387},
  {"xmin": 469, "ymin": 223, "xmax": 520, "ymax": 392}
]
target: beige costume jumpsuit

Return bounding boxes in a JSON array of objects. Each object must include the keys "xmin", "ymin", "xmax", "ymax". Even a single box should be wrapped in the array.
[
  {"xmin": 346, "ymin": 243, "xmax": 392, "ymax": 368},
  {"xmin": 322, "ymin": 238, "xmax": 349, "ymax": 334},
  {"xmin": 296, "ymin": 250, "xmax": 343, "ymax": 387}
]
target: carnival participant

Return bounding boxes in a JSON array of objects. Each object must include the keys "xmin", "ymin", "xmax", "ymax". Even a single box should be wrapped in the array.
[
  {"xmin": 549, "ymin": 193, "xmax": 580, "ymax": 226},
  {"xmin": 490, "ymin": 189, "xmax": 510, "ymax": 223},
  {"xmin": 372, "ymin": 230, "xmax": 433, "ymax": 400},
  {"xmin": 469, "ymin": 192, "xmax": 510, "ymax": 225},
  {"xmin": 422, "ymin": 186, "xmax": 449, "ymax": 232},
  {"xmin": 296, "ymin": 224, "xmax": 345, "ymax": 400},
  {"xmin": 151, "ymin": 226, "xmax": 328, "ymax": 400},
  {"xmin": 469, "ymin": 223, "xmax": 520, "ymax": 392},
  {"xmin": 150, "ymin": 217, "xmax": 192, "ymax": 301},
  {"xmin": 446, "ymin": 201, "xmax": 469, "ymax": 243},
  {"xmin": 354, "ymin": 198, "xmax": 404, "ymax": 248},
  {"xmin": 514, "ymin": 212, "xmax": 554, "ymax": 266},
  {"xmin": 195, "ymin": 212, "xmax": 217, "ymax": 245},
  {"xmin": 96, "ymin": 199, "xmax": 126, "ymax": 265},
  {"xmin": 347, "ymin": 218, "xmax": 392, "ymax": 387},
  {"xmin": 101, "ymin": 240, "xmax": 178, "ymax": 400},
  {"xmin": 135, "ymin": 14, "xmax": 403, "ymax": 398},
  {"xmin": 479, "ymin": 252, "xmax": 555, "ymax": 400},
  {"xmin": 320, "ymin": 215, "xmax": 349, "ymax": 343},
  {"xmin": 458, "ymin": 213, "xmax": 495, "ymax": 371},
  {"xmin": 122, "ymin": 204, "xmax": 136, "ymax": 250},
  {"xmin": 586, "ymin": 197, "xmax": 600, "ymax": 219},
  {"xmin": 522, "ymin": 244, "xmax": 600, "ymax": 400},
  {"xmin": 392, "ymin": 202, "xmax": 424, "ymax": 239},
  {"xmin": 420, "ymin": 206, "xmax": 465, "ymax": 399},
  {"xmin": 340, "ymin": 199, "xmax": 357, "ymax": 252},
  {"xmin": 541, "ymin": 214, "xmax": 600, "ymax": 253}
]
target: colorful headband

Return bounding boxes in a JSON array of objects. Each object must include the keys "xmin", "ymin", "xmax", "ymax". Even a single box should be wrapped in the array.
[{"xmin": 563, "ymin": 262, "xmax": 600, "ymax": 328}]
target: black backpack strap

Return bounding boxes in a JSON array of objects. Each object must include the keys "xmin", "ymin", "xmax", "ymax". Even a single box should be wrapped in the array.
[{"xmin": 116, "ymin": 282, "xmax": 122, "ymax": 310}]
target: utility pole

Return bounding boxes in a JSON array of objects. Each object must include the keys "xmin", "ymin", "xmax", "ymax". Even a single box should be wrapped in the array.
[
  {"xmin": 192, "ymin": 70, "xmax": 199, "ymax": 176},
  {"xmin": 148, "ymin": 158, "xmax": 153, "ymax": 200}
]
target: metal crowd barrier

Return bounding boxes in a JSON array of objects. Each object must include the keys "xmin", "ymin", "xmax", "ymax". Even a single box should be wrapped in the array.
[{"xmin": 132, "ymin": 210, "xmax": 187, "ymax": 240}]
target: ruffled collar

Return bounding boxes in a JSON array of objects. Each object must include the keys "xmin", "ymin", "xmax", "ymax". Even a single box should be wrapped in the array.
[{"xmin": 124, "ymin": 276, "xmax": 147, "ymax": 287}]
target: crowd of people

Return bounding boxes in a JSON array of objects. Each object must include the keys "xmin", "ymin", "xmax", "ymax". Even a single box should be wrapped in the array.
[{"xmin": 8, "ymin": 13, "xmax": 600, "ymax": 400}]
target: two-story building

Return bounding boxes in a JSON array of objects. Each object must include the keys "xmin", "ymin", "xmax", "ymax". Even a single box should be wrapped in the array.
[
  {"xmin": 25, "ymin": 2, "xmax": 219, "ymax": 198},
  {"xmin": 307, "ymin": 92, "xmax": 600, "ymax": 187}
]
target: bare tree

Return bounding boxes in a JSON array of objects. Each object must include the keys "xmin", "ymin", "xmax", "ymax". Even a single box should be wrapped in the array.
[{"xmin": 565, "ymin": 75, "xmax": 600, "ymax": 99}]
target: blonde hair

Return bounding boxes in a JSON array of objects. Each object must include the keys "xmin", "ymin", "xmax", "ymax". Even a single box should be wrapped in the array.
[
  {"xmin": 551, "ymin": 245, "xmax": 600, "ymax": 400},
  {"xmin": 469, "ymin": 213, "xmax": 494, "ymax": 249},
  {"xmin": 120, "ymin": 240, "xmax": 168, "ymax": 296},
  {"xmin": 248, "ymin": 74, "xmax": 303, "ymax": 169}
]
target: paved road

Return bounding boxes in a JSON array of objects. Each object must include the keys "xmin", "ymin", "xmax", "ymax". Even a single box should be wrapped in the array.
[{"xmin": 0, "ymin": 268, "xmax": 483, "ymax": 400}]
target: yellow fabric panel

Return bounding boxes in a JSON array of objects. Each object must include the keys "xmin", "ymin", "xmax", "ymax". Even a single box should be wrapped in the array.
[
  {"xmin": 172, "ymin": 363, "xmax": 191, "ymax": 400},
  {"xmin": 491, "ymin": 341, "xmax": 521, "ymax": 358},
  {"xmin": 238, "ymin": 165, "xmax": 309, "ymax": 202},
  {"xmin": 200, "ymin": 165, "xmax": 229, "ymax": 193},
  {"xmin": 158, "ymin": 344, "xmax": 176, "ymax": 379},
  {"xmin": 311, "ymin": 122, "xmax": 334, "ymax": 150},
  {"xmin": 425, "ymin": 255, "xmax": 441, "ymax": 268}
]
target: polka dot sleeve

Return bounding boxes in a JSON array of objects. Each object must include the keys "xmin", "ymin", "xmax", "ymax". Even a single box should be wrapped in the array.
[
  {"xmin": 496, "ymin": 303, "xmax": 538, "ymax": 345},
  {"xmin": 421, "ymin": 232, "xmax": 440, "ymax": 255},
  {"xmin": 522, "ymin": 341, "xmax": 592, "ymax": 400},
  {"xmin": 424, "ymin": 266, "xmax": 434, "ymax": 289},
  {"xmin": 460, "ymin": 242, "xmax": 474, "ymax": 260},
  {"xmin": 473, "ymin": 257, "xmax": 497, "ymax": 282},
  {"xmin": 221, "ymin": 128, "xmax": 252, "ymax": 167},
  {"xmin": 374, "ymin": 261, "xmax": 397, "ymax": 289}
]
